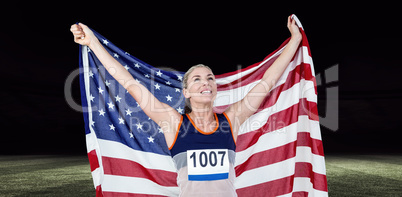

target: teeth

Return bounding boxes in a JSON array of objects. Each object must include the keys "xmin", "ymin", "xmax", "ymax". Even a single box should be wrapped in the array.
[{"xmin": 201, "ymin": 91, "xmax": 211, "ymax": 94}]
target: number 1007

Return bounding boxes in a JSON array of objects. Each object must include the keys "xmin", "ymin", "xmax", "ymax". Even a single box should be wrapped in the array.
[{"xmin": 189, "ymin": 151, "xmax": 226, "ymax": 168}]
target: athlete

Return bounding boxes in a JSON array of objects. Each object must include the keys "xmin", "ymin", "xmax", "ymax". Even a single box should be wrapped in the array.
[{"xmin": 70, "ymin": 16, "xmax": 301, "ymax": 196}]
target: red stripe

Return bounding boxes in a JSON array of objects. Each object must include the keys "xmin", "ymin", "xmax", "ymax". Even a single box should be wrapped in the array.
[
  {"xmin": 236, "ymin": 163, "xmax": 327, "ymax": 196},
  {"xmin": 260, "ymin": 61, "xmax": 315, "ymax": 110},
  {"xmin": 295, "ymin": 162, "xmax": 328, "ymax": 191},
  {"xmin": 103, "ymin": 191, "xmax": 167, "ymax": 197},
  {"xmin": 236, "ymin": 175, "xmax": 294, "ymax": 197},
  {"xmin": 296, "ymin": 132, "xmax": 324, "ymax": 156},
  {"xmin": 88, "ymin": 149, "xmax": 100, "ymax": 172},
  {"xmin": 236, "ymin": 98, "xmax": 319, "ymax": 152},
  {"xmin": 292, "ymin": 191, "xmax": 308, "ymax": 197},
  {"xmin": 235, "ymin": 133, "xmax": 323, "ymax": 177},
  {"xmin": 300, "ymin": 30, "xmax": 316, "ymax": 94},
  {"xmin": 300, "ymin": 30, "xmax": 312, "ymax": 57},
  {"xmin": 214, "ymin": 62, "xmax": 316, "ymax": 113},
  {"xmin": 102, "ymin": 156, "xmax": 178, "ymax": 187},
  {"xmin": 216, "ymin": 52, "xmax": 314, "ymax": 92},
  {"xmin": 96, "ymin": 185, "xmax": 103, "ymax": 197},
  {"xmin": 235, "ymin": 141, "xmax": 297, "ymax": 177},
  {"xmin": 215, "ymin": 37, "xmax": 291, "ymax": 79},
  {"xmin": 216, "ymin": 55, "xmax": 279, "ymax": 90},
  {"xmin": 228, "ymin": 61, "xmax": 315, "ymax": 107}
]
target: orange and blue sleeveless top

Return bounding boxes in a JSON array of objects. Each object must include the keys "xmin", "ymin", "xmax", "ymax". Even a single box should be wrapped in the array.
[{"xmin": 169, "ymin": 112, "xmax": 237, "ymax": 197}]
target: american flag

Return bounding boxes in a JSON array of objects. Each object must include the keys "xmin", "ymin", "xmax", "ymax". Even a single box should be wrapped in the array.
[{"xmin": 79, "ymin": 15, "xmax": 328, "ymax": 196}]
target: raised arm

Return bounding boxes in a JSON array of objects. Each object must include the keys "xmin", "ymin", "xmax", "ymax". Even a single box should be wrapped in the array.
[
  {"xmin": 225, "ymin": 16, "xmax": 302, "ymax": 139},
  {"xmin": 70, "ymin": 23, "xmax": 181, "ymax": 147}
]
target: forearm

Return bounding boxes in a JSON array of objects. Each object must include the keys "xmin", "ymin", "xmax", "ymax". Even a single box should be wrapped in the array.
[
  {"xmin": 262, "ymin": 36, "xmax": 301, "ymax": 89},
  {"xmin": 228, "ymin": 36, "xmax": 301, "ymax": 124},
  {"xmin": 88, "ymin": 39, "xmax": 135, "ymax": 89}
]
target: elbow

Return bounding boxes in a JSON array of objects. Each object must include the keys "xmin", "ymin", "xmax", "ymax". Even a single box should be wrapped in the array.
[{"xmin": 261, "ymin": 76, "xmax": 277, "ymax": 92}]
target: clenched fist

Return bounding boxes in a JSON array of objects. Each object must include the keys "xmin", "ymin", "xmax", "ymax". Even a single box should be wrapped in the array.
[{"xmin": 70, "ymin": 23, "xmax": 96, "ymax": 46}]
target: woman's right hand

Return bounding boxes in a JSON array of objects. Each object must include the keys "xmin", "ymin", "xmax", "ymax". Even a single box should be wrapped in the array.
[{"xmin": 70, "ymin": 23, "xmax": 96, "ymax": 46}]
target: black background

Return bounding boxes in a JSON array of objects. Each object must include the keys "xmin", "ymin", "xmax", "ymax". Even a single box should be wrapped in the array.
[{"xmin": 1, "ymin": 2, "xmax": 401, "ymax": 154}]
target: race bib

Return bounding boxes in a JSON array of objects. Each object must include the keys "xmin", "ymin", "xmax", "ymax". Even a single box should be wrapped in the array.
[{"xmin": 187, "ymin": 149, "xmax": 229, "ymax": 181}]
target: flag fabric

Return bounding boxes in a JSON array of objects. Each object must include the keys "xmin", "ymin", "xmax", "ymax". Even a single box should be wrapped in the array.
[{"xmin": 79, "ymin": 15, "xmax": 328, "ymax": 196}]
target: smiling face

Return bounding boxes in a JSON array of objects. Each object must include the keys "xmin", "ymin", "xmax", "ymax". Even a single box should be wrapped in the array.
[{"xmin": 183, "ymin": 66, "xmax": 217, "ymax": 108}]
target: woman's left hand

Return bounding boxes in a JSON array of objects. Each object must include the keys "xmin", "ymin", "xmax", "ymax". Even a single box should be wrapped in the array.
[{"xmin": 287, "ymin": 15, "xmax": 302, "ymax": 41}]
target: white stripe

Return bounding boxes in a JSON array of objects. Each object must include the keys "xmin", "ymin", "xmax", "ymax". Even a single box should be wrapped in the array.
[
  {"xmin": 291, "ymin": 14, "xmax": 304, "ymax": 30},
  {"xmin": 98, "ymin": 139, "xmax": 177, "ymax": 172},
  {"xmin": 292, "ymin": 178, "xmax": 328, "ymax": 196},
  {"xmin": 235, "ymin": 157, "xmax": 296, "ymax": 189},
  {"xmin": 214, "ymin": 46, "xmax": 313, "ymax": 107},
  {"xmin": 102, "ymin": 175, "xmax": 179, "ymax": 196},
  {"xmin": 82, "ymin": 46, "xmax": 104, "ymax": 188},
  {"xmin": 91, "ymin": 168, "xmax": 102, "ymax": 188},
  {"xmin": 276, "ymin": 193, "xmax": 292, "ymax": 197},
  {"xmin": 277, "ymin": 179, "xmax": 328, "ymax": 197},
  {"xmin": 272, "ymin": 46, "xmax": 313, "ymax": 90},
  {"xmin": 236, "ymin": 120, "xmax": 297, "ymax": 166},
  {"xmin": 293, "ymin": 177, "xmax": 313, "ymax": 193},
  {"xmin": 214, "ymin": 80, "xmax": 260, "ymax": 107},
  {"xmin": 82, "ymin": 45, "xmax": 94, "ymax": 152},
  {"xmin": 234, "ymin": 146, "xmax": 326, "ymax": 189},
  {"xmin": 235, "ymin": 116, "xmax": 322, "ymax": 170},
  {"xmin": 237, "ymin": 79, "xmax": 317, "ymax": 136},
  {"xmin": 295, "ymin": 146, "xmax": 327, "ymax": 175},
  {"xmin": 278, "ymin": 189, "xmax": 328, "ymax": 197}
]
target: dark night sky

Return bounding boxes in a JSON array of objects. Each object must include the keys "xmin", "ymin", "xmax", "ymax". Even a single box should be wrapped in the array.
[{"xmin": 1, "ymin": 3, "xmax": 401, "ymax": 154}]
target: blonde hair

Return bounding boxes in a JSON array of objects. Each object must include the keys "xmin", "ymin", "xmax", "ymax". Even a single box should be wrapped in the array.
[{"xmin": 182, "ymin": 64, "xmax": 213, "ymax": 114}]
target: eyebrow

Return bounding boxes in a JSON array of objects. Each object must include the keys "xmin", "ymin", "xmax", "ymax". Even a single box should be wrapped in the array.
[{"xmin": 192, "ymin": 74, "xmax": 214, "ymax": 78}]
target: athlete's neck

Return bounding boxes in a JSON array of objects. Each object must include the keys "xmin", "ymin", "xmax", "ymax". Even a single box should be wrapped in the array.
[{"xmin": 188, "ymin": 109, "xmax": 216, "ymax": 130}]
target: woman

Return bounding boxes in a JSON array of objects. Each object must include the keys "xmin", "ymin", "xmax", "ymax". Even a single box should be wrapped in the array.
[{"xmin": 71, "ymin": 16, "xmax": 301, "ymax": 196}]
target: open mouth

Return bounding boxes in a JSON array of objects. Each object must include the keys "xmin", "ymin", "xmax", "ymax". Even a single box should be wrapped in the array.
[{"xmin": 200, "ymin": 90, "xmax": 212, "ymax": 94}]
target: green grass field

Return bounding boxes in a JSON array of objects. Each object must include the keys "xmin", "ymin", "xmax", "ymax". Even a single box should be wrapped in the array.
[{"xmin": 0, "ymin": 155, "xmax": 400, "ymax": 196}]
